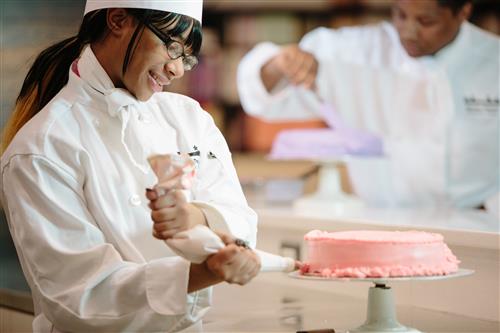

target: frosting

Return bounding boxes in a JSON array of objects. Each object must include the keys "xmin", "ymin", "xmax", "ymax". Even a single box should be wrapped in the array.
[{"xmin": 302, "ymin": 230, "xmax": 459, "ymax": 278}]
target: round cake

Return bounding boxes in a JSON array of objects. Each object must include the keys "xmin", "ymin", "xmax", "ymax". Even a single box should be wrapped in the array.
[{"xmin": 301, "ymin": 230, "xmax": 460, "ymax": 278}]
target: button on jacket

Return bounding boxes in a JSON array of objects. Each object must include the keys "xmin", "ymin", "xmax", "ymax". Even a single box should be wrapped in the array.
[{"xmin": 1, "ymin": 45, "xmax": 257, "ymax": 332}]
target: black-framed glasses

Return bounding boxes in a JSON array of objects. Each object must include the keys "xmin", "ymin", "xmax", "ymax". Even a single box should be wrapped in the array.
[{"xmin": 145, "ymin": 22, "xmax": 198, "ymax": 71}]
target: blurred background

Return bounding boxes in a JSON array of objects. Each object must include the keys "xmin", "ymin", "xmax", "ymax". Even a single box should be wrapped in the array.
[{"xmin": 1, "ymin": 0, "xmax": 498, "ymax": 153}]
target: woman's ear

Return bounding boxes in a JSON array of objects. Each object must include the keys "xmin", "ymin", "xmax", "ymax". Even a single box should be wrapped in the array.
[{"xmin": 106, "ymin": 8, "xmax": 134, "ymax": 37}]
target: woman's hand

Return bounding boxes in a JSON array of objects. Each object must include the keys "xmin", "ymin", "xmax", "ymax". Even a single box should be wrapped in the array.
[
  {"xmin": 147, "ymin": 154, "xmax": 204, "ymax": 239},
  {"xmin": 261, "ymin": 44, "xmax": 318, "ymax": 92},
  {"xmin": 205, "ymin": 233, "xmax": 261, "ymax": 285},
  {"xmin": 294, "ymin": 260, "xmax": 305, "ymax": 271},
  {"xmin": 147, "ymin": 188, "xmax": 207, "ymax": 239}
]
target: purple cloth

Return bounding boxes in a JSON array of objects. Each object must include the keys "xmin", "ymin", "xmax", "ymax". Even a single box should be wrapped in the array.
[{"xmin": 270, "ymin": 103, "xmax": 383, "ymax": 159}]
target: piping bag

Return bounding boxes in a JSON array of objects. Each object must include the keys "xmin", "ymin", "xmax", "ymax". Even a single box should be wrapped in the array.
[
  {"xmin": 148, "ymin": 154, "xmax": 296, "ymax": 273},
  {"xmin": 269, "ymin": 90, "xmax": 383, "ymax": 159}
]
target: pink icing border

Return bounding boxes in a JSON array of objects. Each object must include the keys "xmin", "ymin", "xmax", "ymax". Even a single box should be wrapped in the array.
[{"xmin": 300, "ymin": 262, "xmax": 459, "ymax": 278}]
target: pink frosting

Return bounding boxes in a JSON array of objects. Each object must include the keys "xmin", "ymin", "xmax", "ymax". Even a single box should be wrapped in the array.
[
  {"xmin": 302, "ymin": 230, "xmax": 460, "ymax": 278},
  {"xmin": 304, "ymin": 230, "xmax": 443, "ymax": 243}
]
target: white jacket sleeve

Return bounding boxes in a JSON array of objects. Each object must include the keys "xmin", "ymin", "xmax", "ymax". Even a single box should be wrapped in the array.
[
  {"xmin": 237, "ymin": 24, "xmax": 397, "ymax": 124},
  {"xmin": 1, "ymin": 154, "xmax": 208, "ymax": 332},
  {"xmin": 191, "ymin": 115, "xmax": 258, "ymax": 247},
  {"xmin": 236, "ymin": 26, "xmax": 373, "ymax": 122},
  {"xmin": 237, "ymin": 40, "xmax": 323, "ymax": 122}
]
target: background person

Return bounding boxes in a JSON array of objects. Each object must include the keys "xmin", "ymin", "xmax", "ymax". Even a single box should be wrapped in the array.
[{"xmin": 237, "ymin": 0, "xmax": 499, "ymax": 212}]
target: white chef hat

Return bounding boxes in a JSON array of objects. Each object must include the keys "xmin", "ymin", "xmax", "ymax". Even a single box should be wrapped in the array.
[{"xmin": 84, "ymin": 0, "xmax": 203, "ymax": 23}]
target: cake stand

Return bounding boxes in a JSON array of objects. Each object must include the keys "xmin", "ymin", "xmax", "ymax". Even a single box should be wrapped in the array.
[
  {"xmin": 289, "ymin": 269, "xmax": 474, "ymax": 333},
  {"xmin": 293, "ymin": 159, "xmax": 363, "ymax": 214}
]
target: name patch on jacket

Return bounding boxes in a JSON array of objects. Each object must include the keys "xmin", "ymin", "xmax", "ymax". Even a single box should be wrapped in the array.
[{"xmin": 464, "ymin": 95, "xmax": 499, "ymax": 114}]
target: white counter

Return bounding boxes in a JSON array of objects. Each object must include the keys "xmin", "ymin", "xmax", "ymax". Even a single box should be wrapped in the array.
[
  {"xmin": 250, "ymin": 204, "xmax": 500, "ymax": 324},
  {"xmin": 206, "ymin": 275, "xmax": 499, "ymax": 333}
]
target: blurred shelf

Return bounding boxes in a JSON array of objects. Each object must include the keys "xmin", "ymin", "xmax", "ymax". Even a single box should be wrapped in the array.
[
  {"xmin": 205, "ymin": 0, "xmax": 332, "ymax": 12},
  {"xmin": 204, "ymin": 0, "xmax": 393, "ymax": 13}
]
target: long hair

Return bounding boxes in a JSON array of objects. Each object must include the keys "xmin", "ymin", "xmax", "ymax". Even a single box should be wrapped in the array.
[{"xmin": 1, "ymin": 9, "xmax": 202, "ymax": 154}]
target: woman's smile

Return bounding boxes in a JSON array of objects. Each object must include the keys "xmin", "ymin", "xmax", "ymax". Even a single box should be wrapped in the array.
[{"xmin": 148, "ymin": 70, "xmax": 170, "ymax": 92}]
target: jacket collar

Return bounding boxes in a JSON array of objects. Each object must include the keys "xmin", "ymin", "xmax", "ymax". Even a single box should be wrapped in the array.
[
  {"xmin": 76, "ymin": 44, "xmax": 150, "ymax": 174},
  {"xmin": 432, "ymin": 21, "xmax": 470, "ymax": 69},
  {"xmin": 77, "ymin": 44, "xmax": 142, "ymax": 118}
]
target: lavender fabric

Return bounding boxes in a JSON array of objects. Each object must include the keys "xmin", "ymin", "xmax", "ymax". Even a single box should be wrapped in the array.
[{"xmin": 270, "ymin": 103, "xmax": 383, "ymax": 159}]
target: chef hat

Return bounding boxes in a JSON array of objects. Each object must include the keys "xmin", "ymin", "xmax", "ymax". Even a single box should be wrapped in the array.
[{"xmin": 84, "ymin": 0, "xmax": 203, "ymax": 23}]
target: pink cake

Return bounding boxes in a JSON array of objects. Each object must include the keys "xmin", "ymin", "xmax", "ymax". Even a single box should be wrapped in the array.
[{"xmin": 302, "ymin": 230, "xmax": 460, "ymax": 278}]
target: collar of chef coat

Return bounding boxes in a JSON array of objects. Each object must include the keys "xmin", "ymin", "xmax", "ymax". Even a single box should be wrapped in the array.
[
  {"xmin": 76, "ymin": 44, "xmax": 150, "ymax": 174},
  {"xmin": 412, "ymin": 21, "xmax": 472, "ymax": 74},
  {"xmin": 433, "ymin": 21, "xmax": 470, "ymax": 70}
]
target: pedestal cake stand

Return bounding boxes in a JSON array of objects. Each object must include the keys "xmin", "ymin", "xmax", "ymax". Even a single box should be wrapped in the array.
[{"xmin": 289, "ymin": 269, "xmax": 474, "ymax": 333}]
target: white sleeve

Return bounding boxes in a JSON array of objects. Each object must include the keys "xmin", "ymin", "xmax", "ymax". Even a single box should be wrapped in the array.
[
  {"xmin": 1, "ymin": 155, "xmax": 208, "ymax": 332},
  {"xmin": 237, "ymin": 24, "xmax": 394, "ymax": 123},
  {"xmin": 236, "ymin": 41, "xmax": 281, "ymax": 118},
  {"xmin": 237, "ymin": 40, "xmax": 323, "ymax": 122},
  {"xmin": 191, "ymin": 115, "xmax": 258, "ymax": 247}
]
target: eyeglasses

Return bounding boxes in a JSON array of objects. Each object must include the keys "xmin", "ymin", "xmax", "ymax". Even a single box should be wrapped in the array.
[{"xmin": 144, "ymin": 22, "xmax": 198, "ymax": 71}]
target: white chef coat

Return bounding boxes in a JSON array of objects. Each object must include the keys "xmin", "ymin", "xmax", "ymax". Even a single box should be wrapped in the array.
[
  {"xmin": 238, "ymin": 21, "xmax": 499, "ymax": 209},
  {"xmin": 0, "ymin": 45, "xmax": 257, "ymax": 333}
]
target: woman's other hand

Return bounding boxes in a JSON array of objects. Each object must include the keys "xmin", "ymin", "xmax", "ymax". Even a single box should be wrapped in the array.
[
  {"xmin": 146, "ymin": 188, "xmax": 207, "ymax": 239},
  {"xmin": 147, "ymin": 154, "xmax": 204, "ymax": 239}
]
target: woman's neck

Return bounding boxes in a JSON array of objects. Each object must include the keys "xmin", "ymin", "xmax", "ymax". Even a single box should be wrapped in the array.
[{"xmin": 90, "ymin": 40, "xmax": 124, "ymax": 88}]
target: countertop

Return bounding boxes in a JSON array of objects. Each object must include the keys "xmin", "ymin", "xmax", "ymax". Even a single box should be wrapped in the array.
[
  {"xmin": 1, "ymin": 203, "xmax": 499, "ymax": 330},
  {"xmin": 205, "ymin": 274, "xmax": 499, "ymax": 333}
]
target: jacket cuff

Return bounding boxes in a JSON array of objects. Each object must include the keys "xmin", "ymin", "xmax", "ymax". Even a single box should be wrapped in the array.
[
  {"xmin": 145, "ymin": 257, "xmax": 190, "ymax": 315},
  {"xmin": 190, "ymin": 201, "xmax": 231, "ymax": 235}
]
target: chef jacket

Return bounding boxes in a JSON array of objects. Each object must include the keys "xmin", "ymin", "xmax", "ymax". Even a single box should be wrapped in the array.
[
  {"xmin": 1, "ymin": 45, "xmax": 257, "ymax": 332},
  {"xmin": 238, "ymin": 21, "xmax": 499, "ymax": 209}
]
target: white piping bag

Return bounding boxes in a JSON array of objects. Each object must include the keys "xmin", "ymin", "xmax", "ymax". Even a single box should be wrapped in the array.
[{"xmin": 148, "ymin": 154, "xmax": 296, "ymax": 272}]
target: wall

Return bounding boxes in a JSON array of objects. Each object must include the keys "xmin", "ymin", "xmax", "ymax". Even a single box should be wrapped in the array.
[{"xmin": 1, "ymin": 0, "xmax": 85, "ymax": 130}]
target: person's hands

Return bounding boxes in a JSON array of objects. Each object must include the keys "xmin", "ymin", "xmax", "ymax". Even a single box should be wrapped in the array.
[
  {"xmin": 147, "ymin": 188, "xmax": 207, "ymax": 239},
  {"xmin": 147, "ymin": 154, "xmax": 206, "ymax": 240},
  {"xmin": 261, "ymin": 44, "xmax": 318, "ymax": 92},
  {"xmin": 294, "ymin": 260, "xmax": 304, "ymax": 271},
  {"xmin": 206, "ymin": 233, "xmax": 261, "ymax": 285}
]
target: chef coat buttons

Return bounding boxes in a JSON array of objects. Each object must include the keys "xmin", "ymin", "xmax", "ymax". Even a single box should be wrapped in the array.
[
  {"xmin": 138, "ymin": 112, "xmax": 152, "ymax": 124},
  {"xmin": 129, "ymin": 194, "xmax": 141, "ymax": 206}
]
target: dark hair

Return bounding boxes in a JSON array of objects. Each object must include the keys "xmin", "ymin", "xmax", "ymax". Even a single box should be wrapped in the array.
[
  {"xmin": 437, "ymin": 0, "xmax": 472, "ymax": 14},
  {"xmin": 1, "ymin": 9, "xmax": 202, "ymax": 153},
  {"xmin": 124, "ymin": 9, "xmax": 203, "ymax": 75}
]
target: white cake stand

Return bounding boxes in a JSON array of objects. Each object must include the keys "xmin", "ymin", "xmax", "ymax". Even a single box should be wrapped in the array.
[
  {"xmin": 289, "ymin": 269, "xmax": 474, "ymax": 333},
  {"xmin": 293, "ymin": 159, "xmax": 363, "ymax": 214}
]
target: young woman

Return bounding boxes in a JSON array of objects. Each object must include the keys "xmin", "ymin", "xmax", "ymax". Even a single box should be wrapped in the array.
[{"xmin": 0, "ymin": 1, "xmax": 260, "ymax": 332}]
